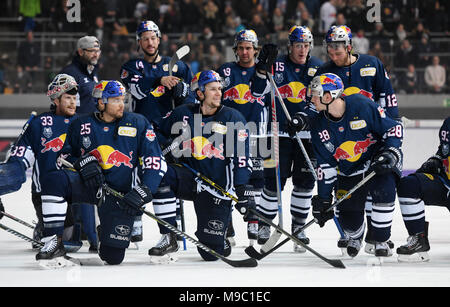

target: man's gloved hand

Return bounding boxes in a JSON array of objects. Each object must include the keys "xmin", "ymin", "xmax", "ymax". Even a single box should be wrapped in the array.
[
  {"xmin": 288, "ymin": 112, "xmax": 309, "ymax": 137},
  {"xmin": 416, "ymin": 155, "xmax": 443, "ymax": 175},
  {"xmin": 172, "ymin": 80, "xmax": 190, "ymax": 106},
  {"xmin": 119, "ymin": 184, "xmax": 153, "ymax": 216},
  {"xmin": 73, "ymin": 154, "xmax": 105, "ymax": 190},
  {"xmin": 312, "ymin": 195, "xmax": 334, "ymax": 227},
  {"xmin": 255, "ymin": 44, "xmax": 278, "ymax": 73},
  {"xmin": 235, "ymin": 185, "xmax": 257, "ymax": 222},
  {"xmin": 371, "ymin": 150, "xmax": 398, "ymax": 175}
]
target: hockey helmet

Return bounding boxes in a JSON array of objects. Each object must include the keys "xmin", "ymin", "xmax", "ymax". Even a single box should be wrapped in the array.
[
  {"xmin": 197, "ymin": 70, "xmax": 223, "ymax": 91},
  {"xmin": 324, "ymin": 25, "xmax": 352, "ymax": 48},
  {"xmin": 136, "ymin": 20, "xmax": 161, "ymax": 41},
  {"xmin": 92, "ymin": 80, "xmax": 126, "ymax": 103},
  {"xmin": 190, "ymin": 72, "xmax": 202, "ymax": 92},
  {"xmin": 47, "ymin": 74, "xmax": 78, "ymax": 100},
  {"xmin": 233, "ymin": 29, "xmax": 258, "ymax": 49},
  {"xmin": 308, "ymin": 73, "xmax": 344, "ymax": 101},
  {"xmin": 288, "ymin": 25, "xmax": 314, "ymax": 48}
]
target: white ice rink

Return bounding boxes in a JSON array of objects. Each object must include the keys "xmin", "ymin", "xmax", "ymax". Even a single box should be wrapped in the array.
[{"xmin": 1, "ymin": 124, "xmax": 450, "ymax": 288}]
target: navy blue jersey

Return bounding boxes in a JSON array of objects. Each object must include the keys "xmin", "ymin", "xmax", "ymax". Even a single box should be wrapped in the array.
[
  {"xmin": 310, "ymin": 94, "xmax": 403, "ymax": 199},
  {"xmin": 159, "ymin": 103, "xmax": 252, "ymax": 196},
  {"xmin": 120, "ymin": 56, "xmax": 196, "ymax": 128},
  {"xmin": 60, "ymin": 112, "xmax": 166, "ymax": 194},
  {"xmin": 316, "ymin": 54, "xmax": 399, "ymax": 119},
  {"xmin": 8, "ymin": 111, "xmax": 76, "ymax": 193},
  {"xmin": 257, "ymin": 55, "xmax": 323, "ymax": 137},
  {"xmin": 218, "ymin": 62, "xmax": 268, "ymax": 136},
  {"xmin": 436, "ymin": 117, "xmax": 450, "ymax": 190}
]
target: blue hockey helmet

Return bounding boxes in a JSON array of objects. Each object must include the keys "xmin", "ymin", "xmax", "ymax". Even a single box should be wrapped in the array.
[
  {"xmin": 197, "ymin": 70, "xmax": 223, "ymax": 91},
  {"xmin": 288, "ymin": 25, "xmax": 314, "ymax": 48},
  {"xmin": 92, "ymin": 80, "xmax": 126, "ymax": 103},
  {"xmin": 136, "ymin": 20, "xmax": 161, "ymax": 41},
  {"xmin": 308, "ymin": 73, "xmax": 344, "ymax": 101},
  {"xmin": 233, "ymin": 29, "xmax": 258, "ymax": 49}
]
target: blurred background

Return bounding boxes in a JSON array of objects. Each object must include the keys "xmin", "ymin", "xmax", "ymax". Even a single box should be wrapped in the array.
[{"xmin": 0, "ymin": 0, "xmax": 448, "ymax": 120}]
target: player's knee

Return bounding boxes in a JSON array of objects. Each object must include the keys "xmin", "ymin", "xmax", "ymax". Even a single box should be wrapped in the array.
[{"xmin": 99, "ymin": 244, "xmax": 125, "ymax": 265}]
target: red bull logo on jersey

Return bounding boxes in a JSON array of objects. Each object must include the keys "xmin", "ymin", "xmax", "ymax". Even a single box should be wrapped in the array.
[
  {"xmin": 444, "ymin": 158, "xmax": 450, "ymax": 180},
  {"xmin": 222, "ymin": 84, "xmax": 264, "ymax": 106},
  {"xmin": 151, "ymin": 85, "xmax": 166, "ymax": 97},
  {"xmin": 333, "ymin": 134, "xmax": 377, "ymax": 162},
  {"xmin": 342, "ymin": 86, "xmax": 374, "ymax": 100},
  {"xmin": 277, "ymin": 82, "xmax": 307, "ymax": 103},
  {"xmin": 41, "ymin": 134, "xmax": 66, "ymax": 153},
  {"xmin": 181, "ymin": 136, "xmax": 224, "ymax": 160},
  {"xmin": 89, "ymin": 145, "xmax": 133, "ymax": 169}
]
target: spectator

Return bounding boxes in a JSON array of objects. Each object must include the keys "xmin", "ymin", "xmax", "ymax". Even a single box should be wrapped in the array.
[
  {"xmin": 334, "ymin": 12, "xmax": 346, "ymax": 26},
  {"xmin": 203, "ymin": 44, "xmax": 224, "ymax": 71},
  {"xmin": 19, "ymin": 0, "xmax": 41, "ymax": 32},
  {"xmin": 403, "ymin": 63, "xmax": 418, "ymax": 94},
  {"xmin": 272, "ymin": 7, "xmax": 284, "ymax": 32},
  {"xmin": 162, "ymin": 1, "xmax": 182, "ymax": 33},
  {"xmin": 249, "ymin": 14, "xmax": 270, "ymax": 41},
  {"xmin": 416, "ymin": 34, "xmax": 432, "ymax": 68},
  {"xmin": 352, "ymin": 29, "xmax": 370, "ymax": 54},
  {"xmin": 368, "ymin": 41, "xmax": 386, "ymax": 65},
  {"xmin": 203, "ymin": 0, "xmax": 219, "ymax": 33},
  {"xmin": 395, "ymin": 23, "xmax": 407, "ymax": 42},
  {"xmin": 412, "ymin": 22, "xmax": 428, "ymax": 42},
  {"xmin": 371, "ymin": 22, "xmax": 390, "ymax": 50},
  {"xmin": 84, "ymin": 0, "xmax": 105, "ymax": 30},
  {"xmin": 180, "ymin": 0, "xmax": 202, "ymax": 33},
  {"xmin": 424, "ymin": 55, "xmax": 446, "ymax": 93},
  {"xmin": 88, "ymin": 16, "xmax": 111, "ymax": 47},
  {"xmin": 319, "ymin": 0, "xmax": 337, "ymax": 33},
  {"xmin": 395, "ymin": 39, "xmax": 415, "ymax": 68},
  {"xmin": 17, "ymin": 31, "xmax": 40, "ymax": 77},
  {"xmin": 9, "ymin": 65, "xmax": 33, "ymax": 93},
  {"xmin": 427, "ymin": 0, "xmax": 448, "ymax": 33},
  {"xmin": 300, "ymin": 9, "xmax": 315, "ymax": 31}
]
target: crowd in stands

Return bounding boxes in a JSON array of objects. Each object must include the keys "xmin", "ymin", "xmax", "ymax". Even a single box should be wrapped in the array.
[{"xmin": 0, "ymin": 0, "xmax": 448, "ymax": 94}]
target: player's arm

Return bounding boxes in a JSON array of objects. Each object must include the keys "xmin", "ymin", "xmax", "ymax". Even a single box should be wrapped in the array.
[
  {"xmin": 121, "ymin": 60, "xmax": 154, "ymax": 100},
  {"xmin": 373, "ymin": 59, "xmax": 400, "ymax": 120}
]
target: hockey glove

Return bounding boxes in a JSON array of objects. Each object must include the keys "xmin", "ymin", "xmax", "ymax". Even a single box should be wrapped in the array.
[
  {"xmin": 119, "ymin": 184, "xmax": 153, "ymax": 216},
  {"xmin": 256, "ymin": 44, "xmax": 278, "ymax": 73},
  {"xmin": 416, "ymin": 155, "xmax": 443, "ymax": 175},
  {"xmin": 288, "ymin": 112, "xmax": 309, "ymax": 137},
  {"xmin": 73, "ymin": 154, "xmax": 105, "ymax": 190},
  {"xmin": 371, "ymin": 149, "xmax": 399, "ymax": 175},
  {"xmin": 235, "ymin": 185, "xmax": 257, "ymax": 222},
  {"xmin": 312, "ymin": 195, "xmax": 334, "ymax": 227},
  {"xmin": 172, "ymin": 80, "xmax": 190, "ymax": 107}
]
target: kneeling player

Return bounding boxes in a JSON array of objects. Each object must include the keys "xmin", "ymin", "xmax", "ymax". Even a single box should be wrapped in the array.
[
  {"xmin": 396, "ymin": 117, "xmax": 450, "ymax": 262},
  {"xmin": 290, "ymin": 73, "xmax": 403, "ymax": 258},
  {"xmin": 158, "ymin": 70, "xmax": 256, "ymax": 261},
  {"xmin": 36, "ymin": 80, "xmax": 166, "ymax": 266}
]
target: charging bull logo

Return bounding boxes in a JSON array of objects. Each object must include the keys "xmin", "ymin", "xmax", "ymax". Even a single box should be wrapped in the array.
[
  {"xmin": 181, "ymin": 136, "xmax": 224, "ymax": 160},
  {"xmin": 151, "ymin": 85, "xmax": 166, "ymax": 97},
  {"xmin": 222, "ymin": 84, "xmax": 264, "ymax": 106},
  {"xmin": 89, "ymin": 145, "xmax": 133, "ymax": 169},
  {"xmin": 342, "ymin": 86, "xmax": 374, "ymax": 100},
  {"xmin": 41, "ymin": 134, "xmax": 66, "ymax": 153},
  {"xmin": 277, "ymin": 82, "xmax": 306, "ymax": 103},
  {"xmin": 333, "ymin": 134, "xmax": 377, "ymax": 162}
]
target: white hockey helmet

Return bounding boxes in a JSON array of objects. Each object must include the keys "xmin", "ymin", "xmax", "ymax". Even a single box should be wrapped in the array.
[{"xmin": 47, "ymin": 74, "xmax": 78, "ymax": 100}]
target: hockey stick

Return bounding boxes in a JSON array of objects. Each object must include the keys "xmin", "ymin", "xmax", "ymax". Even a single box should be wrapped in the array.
[
  {"xmin": 168, "ymin": 45, "xmax": 190, "ymax": 77},
  {"xmin": 0, "ymin": 223, "xmax": 102, "ymax": 266},
  {"xmin": 0, "ymin": 210, "xmax": 34, "ymax": 229},
  {"xmin": 266, "ymin": 72, "xmax": 346, "ymax": 239},
  {"xmin": 180, "ymin": 163, "xmax": 345, "ymax": 268},
  {"xmin": 259, "ymin": 68, "xmax": 283, "ymax": 252},
  {"xmin": 59, "ymin": 158, "xmax": 257, "ymax": 268},
  {"xmin": 245, "ymin": 171, "xmax": 376, "ymax": 262}
]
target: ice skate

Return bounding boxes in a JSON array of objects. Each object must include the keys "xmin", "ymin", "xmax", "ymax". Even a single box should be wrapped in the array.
[{"xmin": 292, "ymin": 224, "xmax": 309, "ymax": 253}]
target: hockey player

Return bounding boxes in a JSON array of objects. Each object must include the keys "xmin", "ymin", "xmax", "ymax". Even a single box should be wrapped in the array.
[
  {"xmin": 35, "ymin": 80, "xmax": 166, "ymax": 266},
  {"xmin": 290, "ymin": 73, "xmax": 403, "ymax": 258},
  {"xmin": 0, "ymin": 74, "xmax": 88, "ymax": 251},
  {"xmin": 317, "ymin": 25, "xmax": 400, "ymax": 253},
  {"xmin": 217, "ymin": 29, "xmax": 266, "ymax": 245},
  {"xmin": 395, "ymin": 116, "xmax": 450, "ymax": 262},
  {"xmin": 120, "ymin": 20, "xmax": 194, "ymax": 246},
  {"xmin": 253, "ymin": 26, "xmax": 322, "ymax": 252},
  {"xmin": 158, "ymin": 70, "xmax": 256, "ymax": 261}
]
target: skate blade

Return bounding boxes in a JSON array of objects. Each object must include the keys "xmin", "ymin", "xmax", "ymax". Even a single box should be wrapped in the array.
[
  {"xmin": 38, "ymin": 256, "xmax": 77, "ymax": 269},
  {"xmin": 398, "ymin": 252, "xmax": 430, "ymax": 263},
  {"xmin": 227, "ymin": 237, "xmax": 236, "ymax": 247},
  {"xmin": 364, "ymin": 243, "xmax": 375, "ymax": 255},
  {"xmin": 149, "ymin": 254, "xmax": 178, "ymax": 264},
  {"xmin": 293, "ymin": 243, "xmax": 306, "ymax": 253},
  {"xmin": 339, "ymin": 248, "xmax": 353, "ymax": 259}
]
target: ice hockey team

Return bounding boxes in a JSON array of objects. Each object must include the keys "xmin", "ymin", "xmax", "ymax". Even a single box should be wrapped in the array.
[{"xmin": 0, "ymin": 20, "xmax": 449, "ymax": 267}]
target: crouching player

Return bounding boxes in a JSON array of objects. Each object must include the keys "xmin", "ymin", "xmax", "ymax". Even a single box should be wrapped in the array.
[
  {"xmin": 396, "ymin": 116, "xmax": 450, "ymax": 262},
  {"xmin": 35, "ymin": 80, "xmax": 166, "ymax": 266},
  {"xmin": 290, "ymin": 73, "xmax": 403, "ymax": 258}
]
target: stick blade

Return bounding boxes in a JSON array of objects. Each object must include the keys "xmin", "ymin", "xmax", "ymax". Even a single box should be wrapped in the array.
[
  {"xmin": 176, "ymin": 45, "xmax": 190, "ymax": 59},
  {"xmin": 223, "ymin": 257, "xmax": 258, "ymax": 268},
  {"xmin": 244, "ymin": 246, "xmax": 263, "ymax": 260}
]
